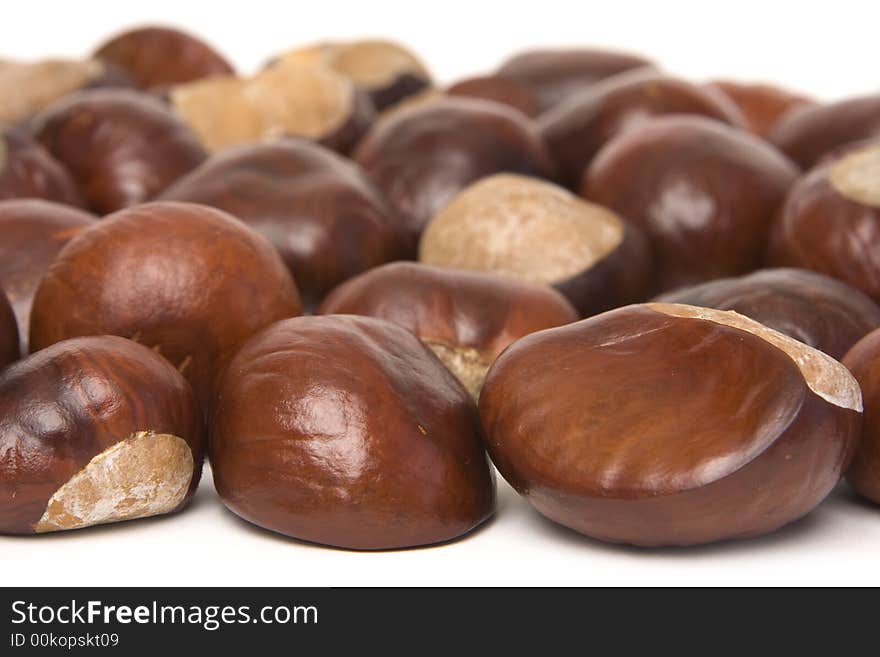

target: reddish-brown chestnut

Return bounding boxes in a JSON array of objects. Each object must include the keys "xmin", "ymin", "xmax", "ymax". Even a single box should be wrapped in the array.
[
  {"xmin": 94, "ymin": 25, "xmax": 234, "ymax": 89},
  {"xmin": 29, "ymin": 202, "xmax": 303, "ymax": 409},
  {"xmin": 480, "ymin": 303, "xmax": 863, "ymax": 546},
  {"xmin": 210, "ymin": 315, "xmax": 496, "ymax": 550},
  {"xmin": 446, "ymin": 75, "xmax": 541, "ymax": 118},
  {"xmin": 0, "ymin": 128, "xmax": 85, "ymax": 207},
  {"xmin": 842, "ymin": 329, "xmax": 880, "ymax": 504},
  {"xmin": 353, "ymin": 96, "xmax": 555, "ymax": 254},
  {"xmin": 0, "ymin": 335, "xmax": 204, "ymax": 534},
  {"xmin": 0, "ymin": 289, "xmax": 18, "ymax": 370},
  {"xmin": 159, "ymin": 139, "xmax": 405, "ymax": 310},
  {"xmin": 706, "ymin": 80, "xmax": 814, "ymax": 138},
  {"xmin": 419, "ymin": 174, "xmax": 652, "ymax": 316},
  {"xmin": 318, "ymin": 262, "xmax": 579, "ymax": 398},
  {"xmin": 33, "ymin": 89, "xmax": 206, "ymax": 214},
  {"xmin": 582, "ymin": 115, "xmax": 798, "ymax": 292}
]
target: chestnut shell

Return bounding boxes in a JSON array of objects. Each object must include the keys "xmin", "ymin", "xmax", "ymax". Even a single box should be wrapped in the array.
[
  {"xmin": 0, "ymin": 128, "xmax": 85, "ymax": 207},
  {"xmin": 0, "ymin": 289, "xmax": 18, "ymax": 370},
  {"xmin": 843, "ymin": 329, "xmax": 880, "ymax": 504}
]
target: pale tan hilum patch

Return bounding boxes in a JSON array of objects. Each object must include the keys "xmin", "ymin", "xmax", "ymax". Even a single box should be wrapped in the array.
[
  {"xmin": 828, "ymin": 142, "xmax": 880, "ymax": 208},
  {"xmin": 0, "ymin": 59, "xmax": 104, "ymax": 123},
  {"xmin": 425, "ymin": 340, "xmax": 491, "ymax": 401}
]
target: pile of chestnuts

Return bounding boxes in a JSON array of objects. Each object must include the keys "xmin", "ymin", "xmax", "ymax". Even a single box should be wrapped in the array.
[{"xmin": 2, "ymin": 24, "xmax": 880, "ymax": 549}]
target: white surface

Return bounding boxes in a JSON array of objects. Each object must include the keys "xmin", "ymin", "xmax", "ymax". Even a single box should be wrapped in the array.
[{"xmin": 3, "ymin": 0, "xmax": 880, "ymax": 587}]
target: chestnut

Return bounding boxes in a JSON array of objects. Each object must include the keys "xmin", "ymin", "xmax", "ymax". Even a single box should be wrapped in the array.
[
  {"xmin": 0, "ymin": 199, "xmax": 96, "ymax": 352},
  {"xmin": 769, "ymin": 94, "xmax": 880, "ymax": 169},
  {"xmin": 29, "ymin": 202, "xmax": 303, "ymax": 409},
  {"xmin": 842, "ymin": 329, "xmax": 880, "ymax": 504},
  {"xmin": 495, "ymin": 48, "xmax": 655, "ymax": 113},
  {"xmin": 0, "ymin": 335, "xmax": 204, "ymax": 534},
  {"xmin": 0, "ymin": 128, "xmax": 86, "ymax": 207},
  {"xmin": 94, "ymin": 25, "xmax": 234, "ymax": 89},
  {"xmin": 480, "ymin": 302, "xmax": 862, "ymax": 546},
  {"xmin": 0, "ymin": 289, "xmax": 18, "ymax": 370},
  {"xmin": 539, "ymin": 70, "xmax": 746, "ymax": 188},
  {"xmin": 705, "ymin": 80, "xmax": 814, "ymax": 138},
  {"xmin": 159, "ymin": 139, "xmax": 405, "ymax": 310},
  {"xmin": 447, "ymin": 75, "xmax": 541, "ymax": 118},
  {"xmin": 33, "ymin": 89, "xmax": 206, "ymax": 214},
  {"xmin": 168, "ymin": 61, "xmax": 375, "ymax": 154},
  {"xmin": 210, "ymin": 315, "xmax": 495, "ymax": 550},
  {"xmin": 582, "ymin": 115, "xmax": 798, "ymax": 292},
  {"xmin": 656, "ymin": 268, "xmax": 880, "ymax": 359},
  {"xmin": 318, "ymin": 262, "xmax": 579, "ymax": 398},
  {"xmin": 353, "ymin": 96, "xmax": 555, "ymax": 254},
  {"xmin": 419, "ymin": 174, "xmax": 652, "ymax": 316},
  {"xmin": 765, "ymin": 140, "xmax": 880, "ymax": 304},
  {"xmin": 271, "ymin": 40, "xmax": 431, "ymax": 111}
]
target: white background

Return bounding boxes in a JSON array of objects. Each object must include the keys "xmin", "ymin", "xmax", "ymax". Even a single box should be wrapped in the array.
[{"xmin": 2, "ymin": 0, "xmax": 880, "ymax": 586}]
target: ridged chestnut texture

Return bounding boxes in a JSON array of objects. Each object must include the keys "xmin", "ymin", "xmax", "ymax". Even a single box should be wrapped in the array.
[
  {"xmin": 29, "ymin": 202, "xmax": 303, "ymax": 409},
  {"xmin": 353, "ymin": 97, "xmax": 555, "ymax": 254},
  {"xmin": 419, "ymin": 174, "xmax": 652, "ymax": 316},
  {"xmin": 0, "ymin": 129, "xmax": 85, "ymax": 207},
  {"xmin": 272, "ymin": 40, "xmax": 431, "ymax": 111},
  {"xmin": 706, "ymin": 80, "xmax": 814, "ymax": 138},
  {"xmin": 539, "ymin": 70, "xmax": 746, "ymax": 188},
  {"xmin": 33, "ymin": 89, "xmax": 206, "ymax": 214},
  {"xmin": 159, "ymin": 140, "xmax": 405, "ymax": 310},
  {"xmin": 0, "ymin": 290, "xmax": 18, "ymax": 370},
  {"xmin": 480, "ymin": 303, "xmax": 863, "ymax": 546},
  {"xmin": 94, "ymin": 25, "xmax": 234, "ymax": 89},
  {"xmin": 582, "ymin": 116, "xmax": 798, "ymax": 292},
  {"xmin": 210, "ymin": 315, "xmax": 496, "ymax": 550},
  {"xmin": 0, "ymin": 335, "xmax": 204, "ymax": 534},
  {"xmin": 318, "ymin": 262, "xmax": 579, "ymax": 398},
  {"xmin": 766, "ymin": 141, "xmax": 880, "ymax": 304},
  {"xmin": 0, "ymin": 199, "xmax": 96, "ymax": 352},
  {"xmin": 496, "ymin": 48, "xmax": 655, "ymax": 113},
  {"xmin": 769, "ymin": 95, "xmax": 880, "ymax": 169},
  {"xmin": 656, "ymin": 268, "xmax": 880, "ymax": 359},
  {"xmin": 447, "ymin": 76, "xmax": 540, "ymax": 118},
  {"xmin": 843, "ymin": 329, "xmax": 880, "ymax": 504}
]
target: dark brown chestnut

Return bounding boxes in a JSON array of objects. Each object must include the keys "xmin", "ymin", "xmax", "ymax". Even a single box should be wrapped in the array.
[
  {"xmin": 419, "ymin": 174, "xmax": 652, "ymax": 316},
  {"xmin": 353, "ymin": 96, "xmax": 555, "ymax": 254},
  {"xmin": 159, "ymin": 139, "xmax": 405, "ymax": 310},
  {"xmin": 0, "ymin": 199, "xmax": 96, "ymax": 352},
  {"xmin": 446, "ymin": 75, "xmax": 541, "ymax": 118},
  {"xmin": 582, "ymin": 115, "xmax": 798, "ymax": 292},
  {"xmin": 656, "ymin": 268, "xmax": 880, "ymax": 359},
  {"xmin": 318, "ymin": 261, "xmax": 579, "ymax": 398},
  {"xmin": 495, "ymin": 48, "xmax": 655, "ymax": 113},
  {"xmin": 29, "ymin": 202, "xmax": 303, "ymax": 409},
  {"xmin": 94, "ymin": 25, "xmax": 234, "ymax": 89},
  {"xmin": 842, "ymin": 329, "xmax": 880, "ymax": 504},
  {"xmin": 480, "ymin": 302, "xmax": 862, "ymax": 546},
  {"xmin": 765, "ymin": 140, "xmax": 880, "ymax": 304},
  {"xmin": 539, "ymin": 70, "xmax": 746, "ymax": 188},
  {"xmin": 0, "ymin": 335, "xmax": 204, "ymax": 534},
  {"xmin": 33, "ymin": 88, "xmax": 206, "ymax": 214},
  {"xmin": 210, "ymin": 314, "xmax": 496, "ymax": 550},
  {"xmin": 769, "ymin": 94, "xmax": 880, "ymax": 169},
  {"xmin": 0, "ymin": 128, "xmax": 86, "ymax": 207},
  {"xmin": 0, "ymin": 289, "xmax": 18, "ymax": 370},
  {"xmin": 706, "ymin": 80, "xmax": 814, "ymax": 138}
]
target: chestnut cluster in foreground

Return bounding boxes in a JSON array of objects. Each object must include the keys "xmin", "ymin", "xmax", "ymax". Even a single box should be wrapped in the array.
[{"xmin": 2, "ymin": 25, "xmax": 880, "ymax": 549}]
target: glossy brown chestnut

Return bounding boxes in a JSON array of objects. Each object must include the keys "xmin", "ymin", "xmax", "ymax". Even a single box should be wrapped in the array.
[
  {"xmin": 495, "ymin": 48, "xmax": 655, "ymax": 113},
  {"xmin": 446, "ymin": 75, "xmax": 541, "ymax": 118},
  {"xmin": 33, "ymin": 89, "xmax": 206, "ymax": 214},
  {"xmin": 0, "ymin": 289, "xmax": 18, "ymax": 370},
  {"xmin": 706, "ymin": 80, "xmax": 814, "ymax": 138},
  {"xmin": 656, "ymin": 268, "xmax": 880, "ymax": 359},
  {"xmin": 318, "ymin": 262, "xmax": 579, "ymax": 398},
  {"xmin": 765, "ymin": 140, "xmax": 880, "ymax": 304},
  {"xmin": 271, "ymin": 40, "xmax": 431, "ymax": 111},
  {"xmin": 29, "ymin": 202, "xmax": 303, "ymax": 409},
  {"xmin": 582, "ymin": 115, "xmax": 798, "ymax": 292},
  {"xmin": 480, "ymin": 303, "xmax": 863, "ymax": 546},
  {"xmin": 0, "ymin": 335, "xmax": 204, "ymax": 534},
  {"xmin": 94, "ymin": 25, "xmax": 234, "ymax": 89},
  {"xmin": 353, "ymin": 97, "xmax": 555, "ymax": 254},
  {"xmin": 539, "ymin": 70, "xmax": 746, "ymax": 188},
  {"xmin": 0, "ymin": 128, "xmax": 85, "ymax": 207},
  {"xmin": 842, "ymin": 329, "xmax": 880, "ymax": 504},
  {"xmin": 168, "ymin": 61, "xmax": 375, "ymax": 154},
  {"xmin": 159, "ymin": 139, "xmax": 405, "ymax": 309},
  {"xmin": 0, "ymin": 199, "xmax": 96, "ymax": 352},
  {"xmin": 210, "ymin": 315, "xmax": 496, "ymax": 550},
  {"xmin": 769, "ymin": 95, "xmax": 880, "ymax": 169},
  {"xmin": 419, "ymin": 174, "xmax": 652, "ymax": 316}
]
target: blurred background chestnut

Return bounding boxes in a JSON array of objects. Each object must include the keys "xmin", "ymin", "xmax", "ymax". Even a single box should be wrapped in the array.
[
  {"xmin": 705, "ymin": 80, "xmax": 815, "ymax": 138},
  {"xmin": 0, "ymin": 289, "xmax": 19, "ymax": 370},
  {"xmin": 0, "ymin": 128, "xmax": 86, "ymax": 207}
]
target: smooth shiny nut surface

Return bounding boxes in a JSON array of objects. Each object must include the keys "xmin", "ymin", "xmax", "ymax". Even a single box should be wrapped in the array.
[
  {"xmin": 706, "ymin": 80, "xmax": 814, "ymax": 137},
  {"xmin": 0, "ymin": 129, "xmax": 86, "ymax": 207},
  {"xmin": 0, "ymin": 290, "xmax": 18, "ymax": 370},
  {"xmin": 843, "ymin": 329, "xmax": 880, "ymax": 504}
]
